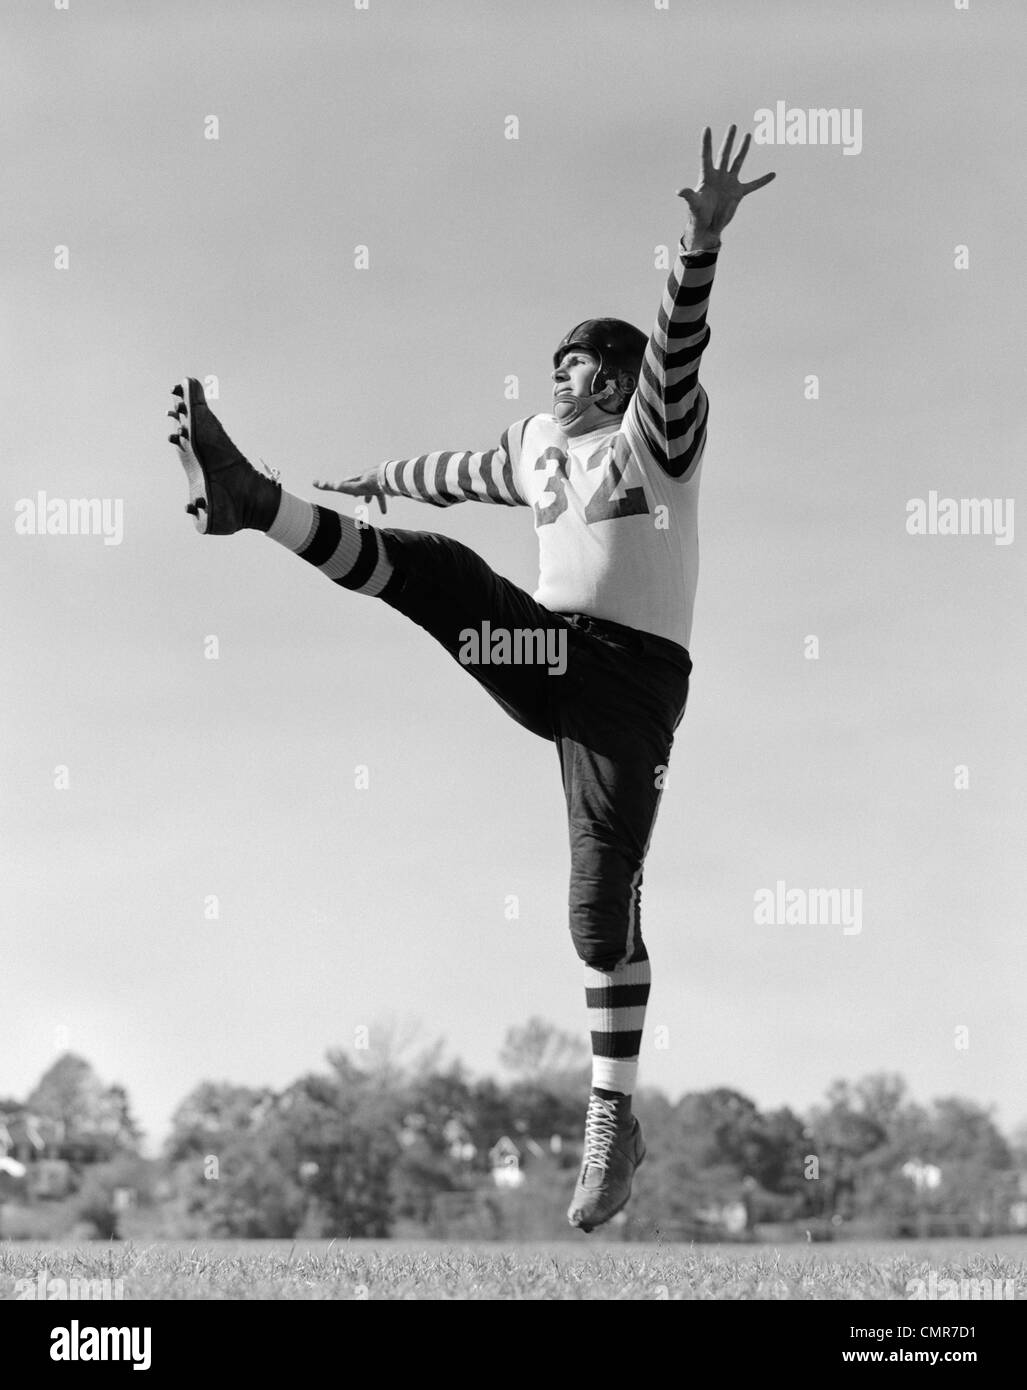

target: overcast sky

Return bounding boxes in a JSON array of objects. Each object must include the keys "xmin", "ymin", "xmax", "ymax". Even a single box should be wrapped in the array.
[{"xmin": 3, "ymin": 0, "xmax": 1024, "ymax": 1151}]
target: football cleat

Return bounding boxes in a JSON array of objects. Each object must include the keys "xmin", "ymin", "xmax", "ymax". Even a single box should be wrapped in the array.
[
  {"xmin": 567, "ymin": 1094, "xmax": 645, "ymax": 1234},
  {"xmin": 167, "ymin": 378, "xmax": 281, "ymax": 534}
]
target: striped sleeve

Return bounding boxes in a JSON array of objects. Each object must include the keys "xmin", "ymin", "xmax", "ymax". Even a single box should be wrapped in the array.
[
  {"xmin": 624, "ymin": 244, "xmax": 718, "ymax": 480},
  {"xmin": 376, "ymin": 418, "xmax": 532, "ymax": 508}
]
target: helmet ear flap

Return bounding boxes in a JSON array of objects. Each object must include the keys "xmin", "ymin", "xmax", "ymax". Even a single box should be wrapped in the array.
[{"xmin": 599, "ymin": 368, "xmax": 635, "ymax": 414}]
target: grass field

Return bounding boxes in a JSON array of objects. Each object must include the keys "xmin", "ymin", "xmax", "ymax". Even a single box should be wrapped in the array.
[{"xmin": 2, "ymin": 1237, "xmax": 1025, "ymax": 1300}]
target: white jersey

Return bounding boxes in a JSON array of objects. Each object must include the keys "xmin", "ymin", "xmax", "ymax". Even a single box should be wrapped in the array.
[{"xmin": 377, "ymin": 246, "xmax": 718, "ymax": 652}]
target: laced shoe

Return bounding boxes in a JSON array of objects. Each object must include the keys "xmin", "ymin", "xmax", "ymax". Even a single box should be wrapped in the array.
[
  {"xmin": 567, "ymin": 1093, "xmax": 646, "ymax": 1233},
  {"xmin": 167, "ymin": 378, "xmax": 281, "ymax": 534}
]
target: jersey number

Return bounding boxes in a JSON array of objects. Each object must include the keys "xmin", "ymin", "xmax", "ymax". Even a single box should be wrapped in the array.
[
  {"xmin": 533, "ymin": 448, "xmax": 650, "ymax": 528},
  {"xmin": 532, "ymin": 448, "xmax": 570, "ymax": 526}
]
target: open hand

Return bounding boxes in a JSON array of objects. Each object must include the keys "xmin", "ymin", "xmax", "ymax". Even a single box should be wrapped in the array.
[
  {"xmin": 677, "ymin": 125, "xmax": 775, "ymax": 249},
  {"xmin": 313, "ymin": 467, "xmax": 388, "ymax": 515}
]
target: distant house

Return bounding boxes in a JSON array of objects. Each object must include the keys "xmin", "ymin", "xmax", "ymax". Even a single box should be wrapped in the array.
[
  {"xmin": 488, "ymin": 1134, "xmax": 568, "ymax": 1189},
  {"xmin": 489, "ymin": 1136, "xmax": 524, "ymax": 1188},
  {"xmin": 0, "ymin": 1110, "xmax": 71, "ymax": 1199},
  {"xmin": 902, "ymin": 1160, "xmax": 942, "ymax": 1192},
  {"xmin": 0, "ymin": 1111, "xmax": 51, "ymax": 1164}
]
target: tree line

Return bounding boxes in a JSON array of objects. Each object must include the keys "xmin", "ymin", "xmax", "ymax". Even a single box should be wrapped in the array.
[{"xmin": 1, "ymin": 1020, "xmax": 1023, "ymax": 1241}]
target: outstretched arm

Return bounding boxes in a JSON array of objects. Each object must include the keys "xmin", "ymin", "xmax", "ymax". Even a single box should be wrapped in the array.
[
  {"xmin": 314, "ymin": 421, "xmax": 532, "ymax": 512},
  {"xmin": 626, "ymin": 125, "xmax": 775, "ymax": 479}
]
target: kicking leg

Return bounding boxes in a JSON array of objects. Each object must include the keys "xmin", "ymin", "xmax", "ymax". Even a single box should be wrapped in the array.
[
  {"xmin": 266, "ymin": 489, "xmax": 393, "ymax": 596},
  {"xmin": 167, "ymin": 378, "xmax": 569, "ymax": 733},
  {"xmin": 373, "ymin": 528, "xmax": 573, "ymax": 740},
  {"xmin": 168, "ymin": 378, "xmax": 393, "ymax": 594}
]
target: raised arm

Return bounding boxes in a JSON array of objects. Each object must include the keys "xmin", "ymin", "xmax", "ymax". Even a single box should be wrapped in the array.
[
  {"xmin": 626, "ymin": 125, "xmax": 775, "ymax": 480},
  {"xmin": 314, "ymin": 420, "xmax": 532, "ymax": 513},
  {"xmin": 627, "ymin": 241, "xmax": 718, "ymax": 480}
]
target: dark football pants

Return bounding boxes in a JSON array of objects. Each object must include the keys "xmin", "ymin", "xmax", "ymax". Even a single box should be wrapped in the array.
[{"xmin": 376, "ymin": 528, "xmax": 692, "ymax": 972}]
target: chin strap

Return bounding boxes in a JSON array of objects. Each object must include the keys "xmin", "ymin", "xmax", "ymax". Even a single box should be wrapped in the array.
[{"xmin": 554, "ymin": 383, "xmax": 617, "ymax": 425}]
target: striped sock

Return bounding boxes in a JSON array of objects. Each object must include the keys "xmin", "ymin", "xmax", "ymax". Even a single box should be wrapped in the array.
[
  {"xmin": 585, "ymin": 956, "xmax": 651, "ymax": 1097},
  {"xmin": 266, "ymin": 491, "xmax": 393, "ymax": 596}
]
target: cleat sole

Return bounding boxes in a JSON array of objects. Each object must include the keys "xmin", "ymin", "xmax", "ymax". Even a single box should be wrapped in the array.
[
  {"xmin": 173, "ymin": 378, "xmax": 211, "ymax": 533},
  {"xmin": 568, "ymin": 1137, "xmax": 646, "ymax": 1234}
]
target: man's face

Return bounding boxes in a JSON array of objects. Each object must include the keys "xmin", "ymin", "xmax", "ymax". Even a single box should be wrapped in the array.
[{"xmin": 552, "ymin": 349, "xmax": 604, "ymax": 434}]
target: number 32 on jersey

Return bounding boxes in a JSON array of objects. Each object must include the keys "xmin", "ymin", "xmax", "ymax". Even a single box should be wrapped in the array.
[{"xmin": 532, "ymin": 446, "xmax": 650, "ymax": 527}]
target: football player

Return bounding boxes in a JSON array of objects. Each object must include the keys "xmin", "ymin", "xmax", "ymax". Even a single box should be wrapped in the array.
[{"xmin": 167, "ymin": 125, "xmax": 774, "ymax": 1232}]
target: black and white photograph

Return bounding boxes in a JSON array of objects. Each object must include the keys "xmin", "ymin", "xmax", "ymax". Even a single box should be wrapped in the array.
[{"xmin": 2, "ymin": 0, "xmax": 1023, "ymax": 1350}]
